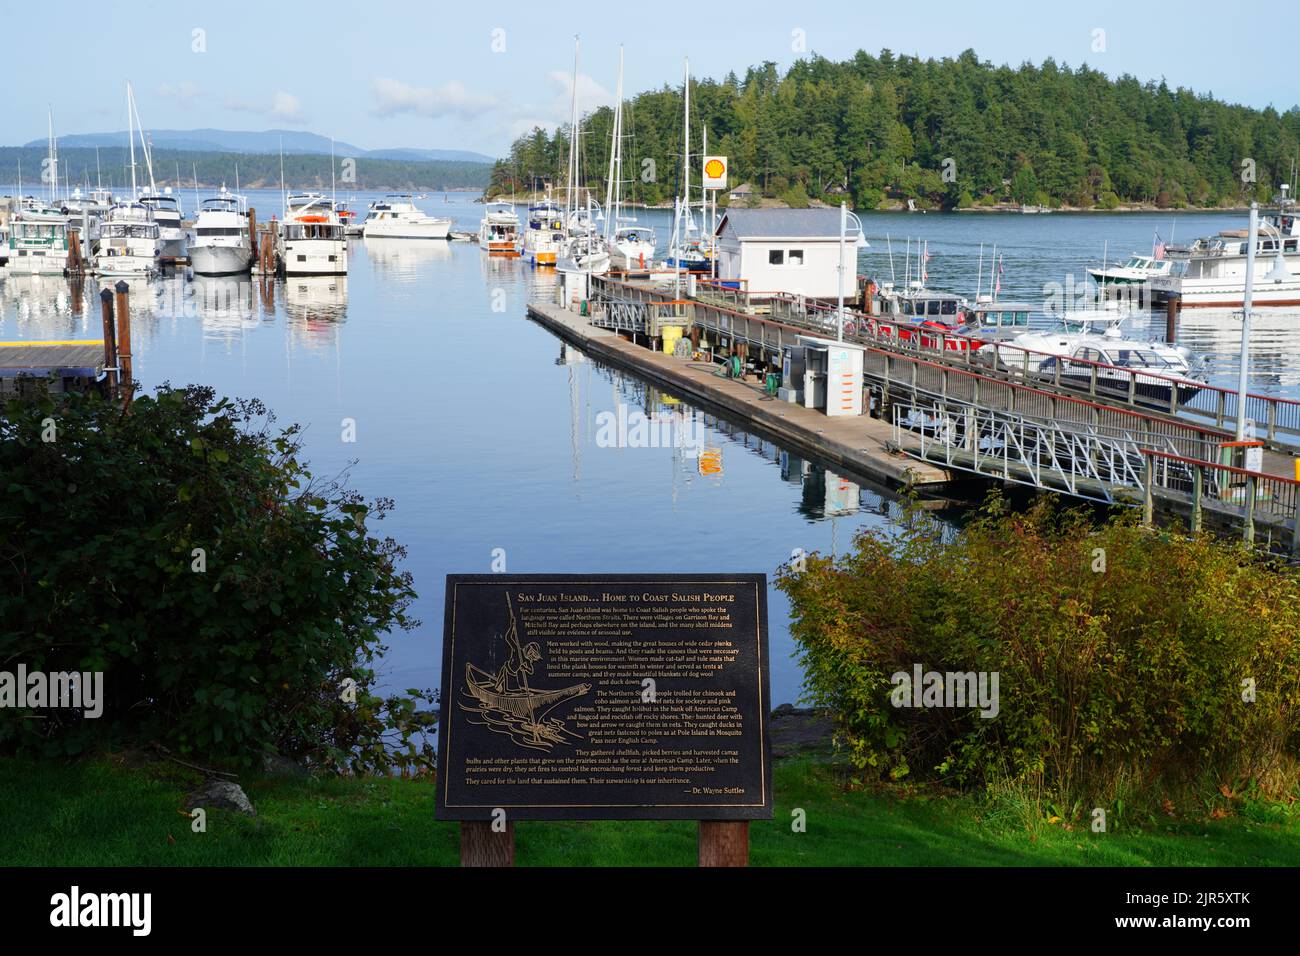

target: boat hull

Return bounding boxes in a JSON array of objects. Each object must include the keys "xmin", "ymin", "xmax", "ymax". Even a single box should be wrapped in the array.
[
  {"xmin": 280, "ymin": 238, "xmax": 348, "ymax": 275},
  {"xmin": 363, "ymin": 219, "xmax": 451, "ymax": 240},
  {"xmin": 190, "ymin": 243, "xmax": 253, "ymax": 275},
  {"xmin": 2, "ymin": 249, "xmax": 69, "ymax": 275}
]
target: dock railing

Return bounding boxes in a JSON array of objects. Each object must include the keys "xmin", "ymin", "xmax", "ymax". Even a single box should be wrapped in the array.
[
  {"xmin": 677, "ymin": 277, "xmax": 1300, "ymax": 451},
  {"xmin": 1139, "ymin": 448, "xmax": 1300, "ymax": 552}
]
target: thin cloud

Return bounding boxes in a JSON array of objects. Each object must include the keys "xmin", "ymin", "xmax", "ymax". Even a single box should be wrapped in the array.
[
  {"xmin": 223, "ymin": 90, "xmax": 306, "ymax": 123},
  {"xmin": 157, "ymin": 81, "xmax": 202, "ymax": 105},
  {"xmin": 370, "ymin": 78, "xmax": 497, "ymax": 120}
]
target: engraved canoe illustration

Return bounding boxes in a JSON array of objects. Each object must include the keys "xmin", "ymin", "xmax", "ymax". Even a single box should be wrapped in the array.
[
  {"xmin": 460, "ymin": 594, "xmax": 592, "ymax": 750},
  {"xmin": 464, "ymin": 662, "xmax": 590, "ymax": 719}
]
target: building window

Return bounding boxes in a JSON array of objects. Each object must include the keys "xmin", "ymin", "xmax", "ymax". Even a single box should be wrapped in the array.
[
  {"xmin": 768, "ymin": 249, "xmax": 784, "ymax": 265},
  {"xmin": 788, "ymin": 248, "xmax": 804, "ymax": 265}
]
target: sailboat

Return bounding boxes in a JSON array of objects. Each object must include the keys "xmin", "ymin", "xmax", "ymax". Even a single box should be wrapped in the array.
[
  {"xmin": 665, "ymin": 59, "xmax": 710, "ymax": 274},
  {"xmin": 556, "ymin": 37, "xmax": 610, "ymax": 277},
  {"xmin": 603, "ymin": 46, "xmax": 656, "ymax": 271},
  {"xmin": 91, "ymin": 85, "xmax": 161, "ymax": 277}
]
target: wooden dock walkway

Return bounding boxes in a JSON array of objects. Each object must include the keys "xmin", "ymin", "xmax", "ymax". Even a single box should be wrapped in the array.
[
  {"xmin": 526, "ymin": 299, "xmax": 951, "ymax": 490},
  {"xmin": 0, "ymin": 339, "xmax": 104, "ymax": 396}
]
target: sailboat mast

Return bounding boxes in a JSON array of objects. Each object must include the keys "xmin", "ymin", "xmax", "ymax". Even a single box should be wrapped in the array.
[
  {"xmin": 126, "ymin": 84, "xmax": 137, "ymax": 197},
  {"xmin": 47, "ymin": 108, "xmax": 56, "ymax": 205}
]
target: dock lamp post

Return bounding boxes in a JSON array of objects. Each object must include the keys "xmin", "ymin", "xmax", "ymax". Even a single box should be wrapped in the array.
[
  {"xmin": 836, "ymin": 202, "xmax": 869, "ymax": 342},
  {"xmin": 1235, "ymin": 203, "xmax": 1260, "ymax": 441}
]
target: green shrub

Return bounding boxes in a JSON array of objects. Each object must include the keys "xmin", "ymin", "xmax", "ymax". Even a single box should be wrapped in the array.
[
  {"xmin": 0, "ymin": 386, "xmax": 434, "ymax": 774},
  {"xmin": 776, "ymin": 499, "xmax": 1300, "ymax": 813}
]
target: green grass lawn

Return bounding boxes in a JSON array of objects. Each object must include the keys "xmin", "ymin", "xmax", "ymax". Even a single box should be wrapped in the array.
[{"xmin": 2, "ymin": 754, "xmax": 1296, "ymax": 866}]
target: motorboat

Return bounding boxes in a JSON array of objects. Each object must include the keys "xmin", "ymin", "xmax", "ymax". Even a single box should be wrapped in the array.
[
  {"xmin": 521, "ymin": 197, "xmax": 566, "ymax": 266},
  {"xmin": 91, "ymin": 201, "xmax": 160, "ymax": 276},
  {"xmin": 190, "ymin": 189, "xmax": 253, "ymax": 275},
  {"xmin": 277, "ymin": 193, "xmax": 347, "ymax": 275},
  {"xmin": 478, "ymin": 201, "xmax": 521, "ymax": 254},
  {"xmin": 138, "ymin": 191, "xmax": 187, "ymax": 263},
  {"xmin": 362, "ymin": 194, "xmax": 451, "ymax": 239},
  {"xmin": 1150, "ymin": 188, "xmax": 1300, "ymax": 307},
  {"xmin": 994, "ymin": 312, "xmax": 1205, "ymax": 404},
  {"xmin": 3, "ymin": 206, "xmax": 71, "ymax": 275}
]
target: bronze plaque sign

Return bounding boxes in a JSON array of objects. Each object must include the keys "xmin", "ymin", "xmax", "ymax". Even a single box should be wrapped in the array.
[{"xmin": 435, "ymin": 574, "xmax": 772, "ymax": 820}]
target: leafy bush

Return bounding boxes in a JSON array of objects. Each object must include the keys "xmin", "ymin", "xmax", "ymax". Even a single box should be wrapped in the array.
[
  {"xmin": 0, "ymin": 386, "xmax": 434, "ymax": 774},
  {"xmin": 776, "ymin": 499, "xmax": 1300, "ymax": 814},
  {"xmin": 780, "ymin": 183, "xmax": 811, "ymax": 209}
]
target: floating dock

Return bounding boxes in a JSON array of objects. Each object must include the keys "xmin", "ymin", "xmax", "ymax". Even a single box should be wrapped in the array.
[
  {"xmin": 526, "ymin": 298, "xmax": 951, "ymax": 489},
  {"xmin": 0, "ymin": 339, "xmax": 104, "ymax": 396}
]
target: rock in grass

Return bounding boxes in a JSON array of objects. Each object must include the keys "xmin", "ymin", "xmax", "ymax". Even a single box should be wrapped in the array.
[
  {"xmin": 262, "ymin": 754, "xmax": 310, "ymax": 778},
  {"xmin": 186, "ymin": 779, "xmax": 256, "ymax": 816}
]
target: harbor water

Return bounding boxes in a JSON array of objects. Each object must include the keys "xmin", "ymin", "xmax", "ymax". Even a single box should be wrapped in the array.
[{"xmin": 3, "ymin": 189, "xmax": 1297, "ymax": 706}]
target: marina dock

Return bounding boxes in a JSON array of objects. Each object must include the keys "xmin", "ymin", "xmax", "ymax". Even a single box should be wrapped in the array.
[
  {"xmin": 0, "ymin": 339, "xmax": 103, "ymax": 396},
  {"xmin": 526, "ymin": 298, "xmax": 951, "ymax": 490},
  {"xmin": 528, "ymin": 272, "xmax": 1300, "ymax": 556}
]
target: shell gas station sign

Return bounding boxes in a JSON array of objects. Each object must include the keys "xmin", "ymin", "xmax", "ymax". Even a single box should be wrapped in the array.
[{"xmin": 702, "ymin": 156, "xmax": 728, "ymax": 190}]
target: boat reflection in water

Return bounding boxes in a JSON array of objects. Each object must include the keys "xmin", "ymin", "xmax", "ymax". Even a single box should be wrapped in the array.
[
  {"xmin": 0, "ymin": 274, "xmax": 82, "ymax": 323},
  {"xmin": 189, "ymin": 274, "xmax": 258, "ymax": 339},
  {"xmin": 363, "ymin": 236, "xmax": 451, "ymax": 279},
  {"xmin": 284, "ymin": 276, "xmax": 348, "ymax": 350}
]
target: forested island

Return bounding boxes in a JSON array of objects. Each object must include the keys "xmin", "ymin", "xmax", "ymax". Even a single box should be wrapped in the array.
[
  {"xmin": 488, "ymin": 48, "xmax": 1300, "ymax": 211},
  {"xmin": 0, "ymin": 147, "xmax": 492, "ymax": 193}
]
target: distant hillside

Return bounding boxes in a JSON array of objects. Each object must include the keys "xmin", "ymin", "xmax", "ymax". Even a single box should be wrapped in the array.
[
  {"xmin": 20, "ymin": 129, "xmax": 495, "ymax": 165},
  {"xmin": 0, "ymin": 146, "xmax": 491, "ymax": 192}
]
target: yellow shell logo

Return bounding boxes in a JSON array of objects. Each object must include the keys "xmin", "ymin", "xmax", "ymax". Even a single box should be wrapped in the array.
[{"xmin": 704, "ymin": 159, "xmax": 726, "ymax": 179}]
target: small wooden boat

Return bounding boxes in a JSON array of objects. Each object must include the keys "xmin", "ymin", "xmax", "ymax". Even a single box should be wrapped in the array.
[{"xmin": 464, "ymin": 663, "xmax": 590, "ymax": 719}]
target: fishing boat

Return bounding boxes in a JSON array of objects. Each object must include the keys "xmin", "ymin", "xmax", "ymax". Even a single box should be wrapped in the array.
[
  {"xmin": 90, "ymin": 201, "xmax": 160, "ymax": 276},
  {"xmin": 362, "ymin": 194, "xmax": 451, "ymax": 239},
  {"xmin": 521, "ymin": 196, "xmax": 566, "ymax": 266},
  {"xmin": 277, "ymin": 192, "xmax": 347, "ymax": 276},
  {"xmin": 464, "ymin": 662, "xmax": 591, "ymax": 721},
  {"xmin": 190, "ymin": 189, "xmax": 253, "ymax": 275},
  {"xmin": 478, "ymin": 201, "xmax": 521, "ymax": 254}
]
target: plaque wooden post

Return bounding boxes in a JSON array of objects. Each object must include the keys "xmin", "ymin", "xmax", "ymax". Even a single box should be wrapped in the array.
[
  {"xmin": 460, "ymin": 821, "xmax": 515, "ymax": 867},
  {"xmin": 698, "ymin": 821, "xmax": 749, "ymax": 867}
]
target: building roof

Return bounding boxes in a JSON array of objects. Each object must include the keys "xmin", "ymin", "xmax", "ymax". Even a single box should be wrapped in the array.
[
  {"xmin": 729, "ymin": 182, "xmax": 754, "ymax": 193},
  {"xmin": 716, "ymin": 207, "xmax": 861, "ymax": 240}
]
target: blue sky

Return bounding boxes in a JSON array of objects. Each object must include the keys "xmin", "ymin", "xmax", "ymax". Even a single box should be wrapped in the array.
[{"xmin": 4, "ymin": 0, "xmax": 1292, "ymax": 158}]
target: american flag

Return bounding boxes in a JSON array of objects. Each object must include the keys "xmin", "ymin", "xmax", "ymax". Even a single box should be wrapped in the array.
[
  {"xmin": 1153, "ymin": 232, "xmax": 1166, "ymax": 260},
  {"xmin": 922, "ymin": 242, "xmax": 930, "ymax": 282},
  {"xmin": 994, "ymin": 256, "xmax": 1003, "ymax": 295}
]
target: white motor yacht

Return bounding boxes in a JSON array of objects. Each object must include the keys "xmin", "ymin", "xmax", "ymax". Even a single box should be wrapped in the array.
[
  {"xmin": 190, "ymin": 189, "xmax": 253, "ymax": 275},
  {"xmin": 138, "ymin": 191, "xmax": 187, "ymax": 263},
  {"xmin": 362, "ymin": 194, "xmax": 451, "ymax": 239},
  {"xmin": 91, "ymin": 202, "xmax": 160, "ymax": 276},
  {"xmin": 277, "ymin": 193, "xmax": 347, "ymax": 276}
]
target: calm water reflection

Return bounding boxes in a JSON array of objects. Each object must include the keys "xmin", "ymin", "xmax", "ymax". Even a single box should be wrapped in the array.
[{"xmin": 2, "ymin": 190, "xmax": 1298, "ymax": 706}]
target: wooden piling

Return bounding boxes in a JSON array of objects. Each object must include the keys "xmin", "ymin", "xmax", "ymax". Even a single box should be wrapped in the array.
[
  {"xmin": 459, "ymin": 821, "xmax": 515, "ymax": 867},
  {"xmin": 99, "ymin": 289, "xmax": 118, "ymax": 397},
  {"xmin": 698, "ymin": 821, "xmax": 749, "ymax": 867},
  {"xmin": 247, "ymin": 207, "xmax": 258, "ymax": 265},
  {"xmin": 113, "ymin": 281, "xmax": 133, "ymax": 407},
  {"xmin": 1164, "ymin": 294, "xmax": 1181, "ymax": 344}
]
